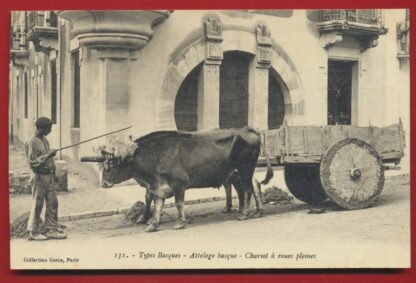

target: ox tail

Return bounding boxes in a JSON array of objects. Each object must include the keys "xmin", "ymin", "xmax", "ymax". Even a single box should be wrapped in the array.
[
  {"xmin": 260, "ymin": 155, "xmax": 274, "ymax": 185},
  {"xmin": 259, "ymin": 136, "xmax": 274, "ymax": 185}
]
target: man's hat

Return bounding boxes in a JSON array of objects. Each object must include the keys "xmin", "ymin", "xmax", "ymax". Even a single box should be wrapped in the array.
[{"xmin": 35, "ymin": 117, "xmax": 53, "ymax": 129}]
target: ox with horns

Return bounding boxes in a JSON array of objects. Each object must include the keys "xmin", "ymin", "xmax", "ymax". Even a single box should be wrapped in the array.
[{"xmin": 82, "ymin": 128, "xmax": 274, "ymax": 232}]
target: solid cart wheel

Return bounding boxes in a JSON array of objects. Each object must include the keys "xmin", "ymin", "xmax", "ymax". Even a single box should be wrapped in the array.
[
  {"xmin": 320, "ymin": 138, "xmax": 385, "ymax": 210},
  {"xmin": 284, "ymin": 165, "xmax": 328, "ymax": 205}
]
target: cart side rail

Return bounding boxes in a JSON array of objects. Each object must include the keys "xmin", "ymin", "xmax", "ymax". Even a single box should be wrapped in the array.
[{"xmin": 260, "ymin": 119, "xmax": 404, "ymax": 164}]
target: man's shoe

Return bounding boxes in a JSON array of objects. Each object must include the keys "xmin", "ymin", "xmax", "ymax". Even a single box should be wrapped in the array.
[
  {"xmin": 56, "ymin": 227, "xmax": 66, "ymax": 233},
  {"xmin": 28, "ymin": 232, "xmax": 48, "ymax": 241},
  {"xmin": 58, "ymin": 222, "xmax": 67, "ymax": 229},
  {"xmin": 45, "ymin": 230, "xmax": 68, "ymax": 239}
]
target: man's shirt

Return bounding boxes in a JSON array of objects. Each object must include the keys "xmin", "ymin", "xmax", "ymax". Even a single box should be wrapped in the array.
[{"xmin": 25, "ymin": 134, "xmax": 56, "ymax": 174}]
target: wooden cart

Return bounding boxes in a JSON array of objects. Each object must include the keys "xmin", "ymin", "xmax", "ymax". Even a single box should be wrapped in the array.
[{"xmin": 259, "ymin": 119, "xmax": 405, "ymax": 209}]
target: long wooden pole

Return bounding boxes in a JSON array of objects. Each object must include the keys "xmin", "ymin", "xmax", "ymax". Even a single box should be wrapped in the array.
[{"xmin": 57, "ymin": 126, "xmax": 132, "ymax": 151}]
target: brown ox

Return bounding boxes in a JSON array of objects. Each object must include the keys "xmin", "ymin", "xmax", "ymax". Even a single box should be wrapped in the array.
[{"xmin": 82, "ymin": 128, "xmax": 273, "ymax": 232}]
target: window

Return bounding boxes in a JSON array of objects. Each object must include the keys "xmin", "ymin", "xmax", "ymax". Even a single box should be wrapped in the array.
[
  {"xmin": 24, "ymin": 72, "xmax": 28, "ymax": 119},
  {"xmin": 268, "ymin": 68, "xmax": 286, "ymax": 130},
  {"xmin": 72, "ymin": 51, "xmax": 80, "ymax": 128},
  {"xmin": 50, "ymin": 60, "xmax": 57, "ymax": 123},
  {"xmin": 327, "ymin": 60, "xmax": 354, "ymax": 125}
]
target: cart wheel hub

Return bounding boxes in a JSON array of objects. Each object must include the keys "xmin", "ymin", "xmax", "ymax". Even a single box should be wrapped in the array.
[
  {"xmin": 350, "ymin": 168, "xmax": 362, "ymax": 180},
  {"xmin": 320, "ymin": 138, "xmax": 384, "ymax": 210}
]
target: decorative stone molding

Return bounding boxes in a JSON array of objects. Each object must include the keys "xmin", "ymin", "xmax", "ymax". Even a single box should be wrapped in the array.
[
  {"xmin": 320, "ymin": 31, "xmax": 343, "ymax": 48},
  {"xmin": 249, "ymin": 10, "xmax": 293, "ymax": 18},
  {"xmin": 256, "ymin": 24, "xmax": 272, "ymax": 68},
  {"xmin": 204, "ymin": 16, "xmax": 223, "ymax": 42},
  {"xmin": 198, "ymin": 16, "xmax": 223, "ymax": 129},
  {"xmin": 27, "ymin": 27, "xmax": 58, "ymax": 55},
  {"xmin": 396, "ymin": 10, "xmax": 410, "ymax": 61},
  {"xmin": 358, "ymin": 36, "xmax": 379, "ymax": 52},
  {"xmin": 249, "ymin": 24, "xmax": 273, "ymax": 130},
  {"xmin": 58, "ymin": 11, "xmax": 170, "ymax": 51},
  {"xmin": 256, "ymin": 24, "xmax": 272, "ymax": 46},
  {"xmin": 77, "ymin": 33, "xmax": 148, "ymax": 50},
  {"xmin": 309, "ymin": 10, "xmax": 387, "ymax": 52},
  {"xmin": 204, "ymin": 16, "xmax": 223, "ymax": 64},
  {"xmin": 10, "ymin": 50, "xmax": 29, "ymax": 68}
]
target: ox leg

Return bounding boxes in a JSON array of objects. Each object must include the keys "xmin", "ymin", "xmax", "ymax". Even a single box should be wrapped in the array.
[
  {"xmin": 238, "ymin": 178, "xmax": 252, "ymax": 221},
  {"xmin": 237, "ymin": 166, "xmax": 262, "ymax": 220},
  {"xmin": 236, "ymin": 156, "xmax": 259, "ymax": 220},
  {"xmin": 137, "ymin": 190, "xmax": 153, "ymax": 224},
  {"xmin": 238, "ymin": 191, "xmax": 251, "ymax": 220},
  {"xmin": 222, "ymin": 180, "xmax": 233, "ymax": 213},
  {"xmin": 144, "ymin": 196, "xmax": 165, "ymax": 232},
  {"xmin": 251, "ymin": 179, "xmax": 264, "ymax": 218},
  {"xmin": 237, "ymin": 190, "xmax": 245, "ymax": 213},
  {"xmin": 230, "ymin": 173, "xmax": 244, "ymax": 213},
  {"xmin": 173, "ymin": 188, "xmax": 190, "ymax": 230}
]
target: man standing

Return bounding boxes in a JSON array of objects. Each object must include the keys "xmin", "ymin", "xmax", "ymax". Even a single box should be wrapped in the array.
[{"xmin": 25, "ymin": 117, "xmax": 67, "ymax": 240}]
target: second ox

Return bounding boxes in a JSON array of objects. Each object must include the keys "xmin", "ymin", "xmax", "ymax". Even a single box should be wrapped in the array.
[{"xmin": 81, "ymin": 127, "xmax": 273, "ymax": 232}]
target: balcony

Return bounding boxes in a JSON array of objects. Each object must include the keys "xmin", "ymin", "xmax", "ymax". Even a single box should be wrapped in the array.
[
  {"xmin": 396, "ymin": 9, "xmax": 409, "ymax": 61},
  {"xmin": 10, "ymin": 24, "xmax": 27, "ymax": 50},
  {"xmin": 317, "ymin": 10, "xmax": 385, "ymax": 33},
  {"xmin": 26, "ymin": 11, "xmax": 58, "ymax": 54},
  {"xmin": 308, "ymin": 10, "xmax": 387, "ymax": 50},
  {"xmin": 319, "ymin": 10, "xmax": 381, "ymax": 24},
  {"xmin": 10, "ymin": 24, "xmax": 29, "ymax": 68}
]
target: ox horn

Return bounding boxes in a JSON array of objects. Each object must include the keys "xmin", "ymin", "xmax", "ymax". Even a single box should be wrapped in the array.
[
  {"xmin": 80, "ymin": 156, "xmax": 106, "ymax": 162},
  {"xmin": 100, "ymin": 148, "xmax": 114, "ymax": 156}
]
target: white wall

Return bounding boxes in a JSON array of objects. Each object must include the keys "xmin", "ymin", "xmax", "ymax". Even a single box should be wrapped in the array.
[{"xmin": 11, "ymin": 10, "xmax": 410, "ymax": 176}]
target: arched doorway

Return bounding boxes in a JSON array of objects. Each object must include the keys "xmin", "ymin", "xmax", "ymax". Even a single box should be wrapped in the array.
[
  {"xmin": 174, "ymin": 51, "xmax": 288, "ymax": 131},
  {"xmin": 159, "ymin": 29, "xmax": 305, "ymax": 130},
  {"xmin": 268, "ymin": 68, "xmax": 286, "ymax": 129},
  {"xmin": 174, "ymin": 63, "xmax": 202, "ymax": 131}
]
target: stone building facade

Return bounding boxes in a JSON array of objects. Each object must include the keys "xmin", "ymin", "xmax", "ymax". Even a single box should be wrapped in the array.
[{"xmin": 9, "ymin": 9, "xmax": 410, "ymax": 178}]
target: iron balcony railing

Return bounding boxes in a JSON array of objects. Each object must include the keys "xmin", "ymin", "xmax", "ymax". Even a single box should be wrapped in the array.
[
  {"xmin": 318, "ymin": 10, "xmax": 383, "ymax": 26},
  {"xmin": 26, "ymin": 11, "xmax": 57, "ymax": 32},
  {"xmin": 10, "ymin": 24, "xmax": 27, "ymax": 50},
  {"xmin": 25, "ymin": 11, "xmax": 58, "ymax": 52}
]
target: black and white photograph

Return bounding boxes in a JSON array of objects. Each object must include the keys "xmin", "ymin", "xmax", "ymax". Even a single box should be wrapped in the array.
[{"xmin": 8, "ymin": 9, "xmax": 410, "ymax": 269}]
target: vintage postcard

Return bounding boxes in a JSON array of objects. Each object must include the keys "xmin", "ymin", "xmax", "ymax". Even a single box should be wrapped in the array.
[{"xmin": 8, "ymin": 9, "xmax": 410, "ymax": 269}]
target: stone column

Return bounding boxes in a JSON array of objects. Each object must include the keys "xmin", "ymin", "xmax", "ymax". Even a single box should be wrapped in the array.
[
  {"xmin": 93, "ymin": 49, "xmax": 137, "ymax": 133},
  {"xmin": 57, "ymin": 10, "xmax": 170, "ymax": 168},
  {"xmin": 57, "ymin": 10, "xmax": 170, "ymax": 137},
  {"xmin": 248, "ymin": 24, "xmax": 272, "ymax": 130},
  {"xmin": 197, "ymin": 17, "xmax": 223, "ymax": 130}
]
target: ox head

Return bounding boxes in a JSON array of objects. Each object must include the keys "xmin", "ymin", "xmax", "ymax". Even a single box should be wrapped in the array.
[{"xmin": 82, "ymin": 135, "xmax": 138, "ymax": 188}]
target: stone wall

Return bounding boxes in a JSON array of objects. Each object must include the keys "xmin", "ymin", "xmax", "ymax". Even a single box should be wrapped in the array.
[
  {"xmin": 9, "ymin": 160, "xmax": 68, "ymax": 194},
  {"xmin": 9, "ymin": 171, "xmax": 32, "ymax": 194}
]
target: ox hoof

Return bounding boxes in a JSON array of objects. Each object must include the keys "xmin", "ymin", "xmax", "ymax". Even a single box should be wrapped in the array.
[
  {"xmin": 237, "ymin": 214, "xmax": 250, "ymax": 221},
  {"xmin": 173, "ymin": 222, "xmax": 187, "ymax": 230},
  {"xmin": 251, "ymin": 210, "xmax": 264, "ymax": 219},
  {"xmin": 222, "ymin": 207, "xmax": 233, "ymax": 214},
  {"xmin": 144, "ymin": 224, "xmax": 159, "ymax": 233},
  {"xmin": 135, "ymin": 215, "xmax": 149, "ymax": 225}
]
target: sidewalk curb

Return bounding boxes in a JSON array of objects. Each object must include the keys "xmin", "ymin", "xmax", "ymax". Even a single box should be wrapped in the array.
[
  {"xmin": 58, "ymin": 196, "xmax": 229, "ymax": 222},
  {"xmin": 57, "ymin": 173, "xmax": 409, "ymax": 222}
]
